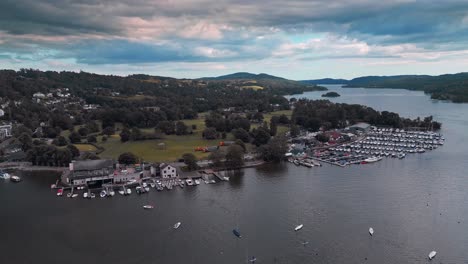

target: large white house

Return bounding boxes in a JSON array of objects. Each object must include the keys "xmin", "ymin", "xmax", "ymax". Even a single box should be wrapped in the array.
[
  {"xmin": 0, "ymin": 124, "xmax": 12, "ymax": 140},
  {"xmin": 160, "ymin": 164, "xmax": 177, "ymax": 178}
]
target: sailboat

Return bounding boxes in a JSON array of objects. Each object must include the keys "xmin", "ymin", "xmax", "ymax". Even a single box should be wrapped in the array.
[{"xmin": 294, "ymin": 224, "xmax": 304, "ymax": 231}]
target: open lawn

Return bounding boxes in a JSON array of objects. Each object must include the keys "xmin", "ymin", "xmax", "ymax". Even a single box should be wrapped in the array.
[
  {"xmin": 91, "ymin": 110, "xmax": 290, "ymax": 162},
  {"xmin": 74, "ymin": 144, "xmax": 98, "ymax": 152}
]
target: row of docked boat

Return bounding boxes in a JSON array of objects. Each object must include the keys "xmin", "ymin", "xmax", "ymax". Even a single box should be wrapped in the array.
[{"xmin": 288, "ymin": 158, "xmax": 322, "ymax": 168}]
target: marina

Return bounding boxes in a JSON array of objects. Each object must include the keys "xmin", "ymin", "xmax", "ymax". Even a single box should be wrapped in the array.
[{"xmin": 292, "ymin": 128, "xmax": 444, "ymax": 167}]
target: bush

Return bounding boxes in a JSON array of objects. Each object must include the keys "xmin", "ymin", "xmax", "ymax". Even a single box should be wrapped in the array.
[{"xmin": 118, "ymin": 152, "xmax": 138, "ymax": 165}]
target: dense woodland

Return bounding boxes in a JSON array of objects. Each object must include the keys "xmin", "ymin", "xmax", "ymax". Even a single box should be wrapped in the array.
[
  {"xmin": 344, "ymin": 73, "xmax": 468, "ymax": 103},
  {"xmin": 292, "ymin": 99, "xmax": 442, "ymax": 131}
]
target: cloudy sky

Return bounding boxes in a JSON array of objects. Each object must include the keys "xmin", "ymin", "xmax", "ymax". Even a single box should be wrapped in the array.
[{"xmin": 1, "ymin": 0, "xmax": 468, "ymax": 79}]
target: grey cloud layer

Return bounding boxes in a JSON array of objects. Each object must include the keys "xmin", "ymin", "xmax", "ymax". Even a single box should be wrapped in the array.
[{"xmin": 1, "ymin": 0, "xmax": 468, "ymax": 64}]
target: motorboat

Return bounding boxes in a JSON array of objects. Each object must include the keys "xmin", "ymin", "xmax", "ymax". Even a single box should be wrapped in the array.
[
  {"xmin": 363, "ymin": 156, "xmax": 382, "ymax": 163},
  {"xmin": 232, "ymin": 229, "xmax": 241, "ymax": 238},
  {"xmin": 57, "ymin": 189, "xmax": 63, "ymax": 196},
  {"xmin": 249, "ymin": 256, "xmax": 257, "ymax": 263},
  {"xmin": 90, "ymin": 193, "xmax": 95, "ymax": 199},
  {"xmin": 428, "ymin": 251, "xmax": 437, "ymax": 260},
  {"xmin": 150, "ymin": 183, "xmax": 156, "ymax": 188},
  {"xmin": 126, "ymin": 188, "xmax": 132, "ymax": 195},
  {"xmin": 10, "ymin": 175, "xmax": 21, "ymax": 182},
  {"xmin": 100, "ymin": 190, "xmax": 107, "ymax": 198},
  {"xmin": 143, "ymin": 205, "xmax": 154, "ymax": 210},
  {"xmin": 83, "ymin": 192, "xmax": 89, "ymax": 198},
  {"xmin": 173, "ymin": 222, "xmax": 181, "ymax": 229},
  {"xmin": 71, "ymin": 193, "xmax": 78, "ymax": 198},
  {"xmin": 369, "ymin": 227, "xmax": 374, "ymax": 236},
  {"xmin": 295, "ymin": 224, "xmax": 304, "ymax": 231},
  {"xmin": 118, "ymin": 189, "xmax": 125, "ymax": 195},
  {"xmin": 194, "ymin": 179, "xmax": 201, "ymax": 185},
  {"xmin": 67, "ymin": 192, "xmax": 72, "ymax": 198},
  {"xmin": 186, "ymin": 179, "xmax": 194, "ymax": 186},
  {"xmin": 108, "ymin": 190, "xmax": 115, "ymax": 197},
  {"xmin": 398, "ymin": 153, "xmax": 406, "ymax": 159}
]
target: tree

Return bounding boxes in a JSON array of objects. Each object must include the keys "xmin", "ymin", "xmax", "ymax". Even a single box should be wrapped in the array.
[
  {"xmin": 182, "ymin": 153, "xmax": 198, "ymax": 171},
  {"xmin": 175, "ymin": 121, "xmax": 188, "ymax": 135},
  {"xmin": 78, "ymin": 127, "xmax": 89, "ymax": 137},
  {"xmin": 158, "ymin": 121, "xmax": 175, "ymax": 135},
  {"xmin": 85, "ymin": 121, "xmax": 100, "ymax": 133},
  {"xmin": 131, "ymin": 127, "xmax": 142, "ymax": 141},
  {"xmin": 315, "ymin": 133, "xmax": 330, "ymax": 143},
  {"xmin": 67, "ymin": 144, "xmax": 80, "ymax": 158},
  {"xmin": 120, "ymin": 127, "xmax": 131, "ymax": 142},
  {"xmin": 202, "ymin": 127, "xmax": 217, "ymax": 139},
  {"xmin": 118, "ymin": 152, "xmax": 138, "ymax": 165},
  {"xmin": 259, "ymin": 136, "xmax": 288, "ymax": 162},
  {"xmin": 232, "ymin": 128, "xmax": 250, "ymax": 142},
  {"xmin": 101, "ymin": 136, "xmax": 108, "ymax": 142},
  {"xmin": 18, "ymin": 132, "xmax": 33, "ymax": 151},
  {"xmin": 225, "ymin": 145, "xmax": 244, "ymax": 169},
  {"xmin": 235, "ymin": 139, "xmax": 246, "ymax": 152},
  {"xmin": 53, "ymin": 136, "xmax": 68, "ymax": 146},
  {"xmin": 290, "ymin": 124, "xmax": 300, "ymax": 137},
  {"xmin": 191, "ymin": 124, "xmax": 197, "ymax": 130},
  {"xmin": 81, "ymin": 152, "xmax": 100, "ymax": 160},
  {"xmin": 221, "ymin": 132, "xmax": 227, "ymax": 139},
  {"xmin": 69, "ymin": 131, "xmax": 81, "ymax": 143},
  {"xmin": 208, "ymin": 150, "xmax": 224, "ymax": 168},
  {"xmin": 87, "ymin": 135, "xmax": 97, "ymax": 143},
  {"xmin": 270, "ymin": 120, "xmax": 278, "ymax": 136},
  {"xmin": 278, "ymin": 114, "xmax": 290, "ymax": 124},
  {"xmin": 102, "ymin": 126, "xmax": 115, "ymax": 136},
  {"xmin": 251, "ymin": 126, "xmax": 271, "ymax": 146},
  {"xmin": 252, "ymin": 112, "xmax": 264, "ymax": 122}
]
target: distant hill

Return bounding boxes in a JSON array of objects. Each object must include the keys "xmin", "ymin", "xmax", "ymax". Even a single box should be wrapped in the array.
[
  {"xmin": 300, "ymin": 78, "xmax": 349, "ymax": 85},
  {"xmin": 200, "ymin": 72, "xmax": 286, "ymax": 81},
  {"xmin": 345, "ymin": 73, "xmax": 468, "ymax": 103},
  {"xmin": 200, "ymin": 72, "xmax": 327, "ymax": 95}
]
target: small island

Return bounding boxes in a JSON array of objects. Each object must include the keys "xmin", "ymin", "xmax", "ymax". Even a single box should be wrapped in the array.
[{"xmin": 321, "ymin": 91, "xmax": 341, "ymax": 97}]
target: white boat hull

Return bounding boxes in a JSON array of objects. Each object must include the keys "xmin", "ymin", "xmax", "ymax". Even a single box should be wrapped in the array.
[
  {"xmin": 295, "ymin": 224, "xmax": 303, "ymax": 231},
  {"xmin": 428, "ymin": 251, "xmax": 437, "ymax": 260}
]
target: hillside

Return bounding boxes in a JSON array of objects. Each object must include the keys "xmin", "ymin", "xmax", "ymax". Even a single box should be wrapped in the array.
[
  {"xmin": 344, "ymin": 73, "xmax": 468, "ymax": 103},
  {"xmin": 300, "ymin": 78, "xmax": 349, "ymax": 85},
  {"xmin": 200, "ymin": 72, "xmax": 327, "ymax": 95}
]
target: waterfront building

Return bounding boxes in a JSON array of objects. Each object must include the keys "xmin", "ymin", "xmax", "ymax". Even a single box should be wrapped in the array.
[{"xmin": 160, "ymin": 163, "xmax": 177, "ymax": 178}]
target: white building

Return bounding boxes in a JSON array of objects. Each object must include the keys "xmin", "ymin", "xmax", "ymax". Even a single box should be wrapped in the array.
[
  {"xmin": 0, "ymin": 109, "xmax": 4, "ymax": 117},
  {"xmin": 0, "ymin": 124, "xmax": 13, "ymax": 139},
  {"xmin": 160, "ymin": 164, "xmax": 177, "ymax": 178},
  {"xmin": 33, "ymin": 92, "xmax": 46, "ymax": 99}
]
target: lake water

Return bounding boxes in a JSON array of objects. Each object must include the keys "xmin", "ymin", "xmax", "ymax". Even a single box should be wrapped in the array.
[{"xmin": 1, "ymin": 85, "xmax": 468, "ymax": 264}]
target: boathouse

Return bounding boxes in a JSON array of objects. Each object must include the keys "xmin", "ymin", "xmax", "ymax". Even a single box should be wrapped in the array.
[
  {"xmin": 64, "ymin": 159, "xmax": 114, "ymax": 185},
  {"xmin": 160, "ymin": 163, "xmax": 177, "ymax": 178}
]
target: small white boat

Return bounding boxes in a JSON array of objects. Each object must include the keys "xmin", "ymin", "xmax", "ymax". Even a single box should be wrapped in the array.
[
  {"xmin": 100, "ymin": 190, "xmax": 107, "ymax": 198},
  {"xmin": 83, "ymin": 192, "xmax": 88, "ymax": 198},
  {"xmin": 67, "ymin": 192, "xmax": 72, "ymax": 198},
  {"xmin": 186, "ymin": 179, "xmax": 194, "ymax": 186},
  {"xmin": 295, "ymin": 224, "xmax": 304, "ymax": 231},
  {"xmin": 72, "ymin": 193, "xmax": 78, "ymax": 198},
  {"xmin": 126, "ymin": 188, "xmax": 132, "ymax": 195},
  {"xmin": 428, "ymin": 251, "xmax": 437, "ymax": 260},
  {"xmin": 369, "ymin": 227, "xmax": 374, "ymax": 236},
  {"xmin": 56, "ymin": 189, "xmax": 63, "ymax": 196},
  {"xmin": 173, "ymin": 222, "xmax": 181, "ymax": 229},
  {"xmin": 143, "ymin": 205, "xmax": 154, "ymax": 209},
  {"xmin": 90, "ymin": 193, "xmax": 95, "ymax": 199},
  {"xmin": 10, "ymin": 175, "xmax": 21, "ymax": 182},
  {"xmin": 145, "ymin": 187, "xmax": 150, "ymax": 192},
  {"xmin": 150, "ymin": 183, "xmax": 156, "ymax": 188},
  {"xmin": 364, "ymin": 156, "xmax": 382, "ymax": 163},
  {"xmin": 109, "ymin": 190, "xmax": 115, "ymax": 196},
  {"xmin": 194, "ymin": 179, "xmax": 201, "ymax": 185},
  {"xmin": 118, "ymin": 190, "xmax": 125, "ymax": 195}
]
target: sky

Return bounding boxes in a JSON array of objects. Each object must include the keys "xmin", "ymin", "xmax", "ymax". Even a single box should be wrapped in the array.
[{"xmin": 0, "ymin": 0, "xmax": 468, "ymax": 80}]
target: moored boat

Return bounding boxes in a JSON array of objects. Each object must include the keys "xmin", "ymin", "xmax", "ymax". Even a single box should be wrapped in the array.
[
  {"xmin": 57, "ymin": 189, "xmax": 63, "ymax": 196},
  {"xmin": 295, "ymin": 224, "xmax": 304, "ymax": 231},
  {"xmin": 369, "ymin": 227, "xmax": 374, "ymax": 236},
  {"xmin": 143, "ymin": 205, "xmax": 154, "ymax": 210},
  {"xmin": 173, "ymin": 222, "xmax": 181, "ymax": 229},
  {"xmin": 232, "ymin": 229, "xmax": 241, "ymax": 238},
  {"xmin": 10, "ymin": 175, "xmax": 21, "ymax": 182},
  {"xmin": 100, "ymin": 190, "xmax": 107, "ymax": 198},
  {"xmin": 428, "ymin": 251, "xmax": 437, "ymax": 260}
]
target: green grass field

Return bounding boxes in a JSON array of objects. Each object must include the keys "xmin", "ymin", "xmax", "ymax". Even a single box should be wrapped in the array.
[
  {"xmin": 91, "ymin": 110, "xmax": 291, "ymax": 162},
  {"xmin": 74, "ymin": 144, "xmax": 98, "ymax": 152}
]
